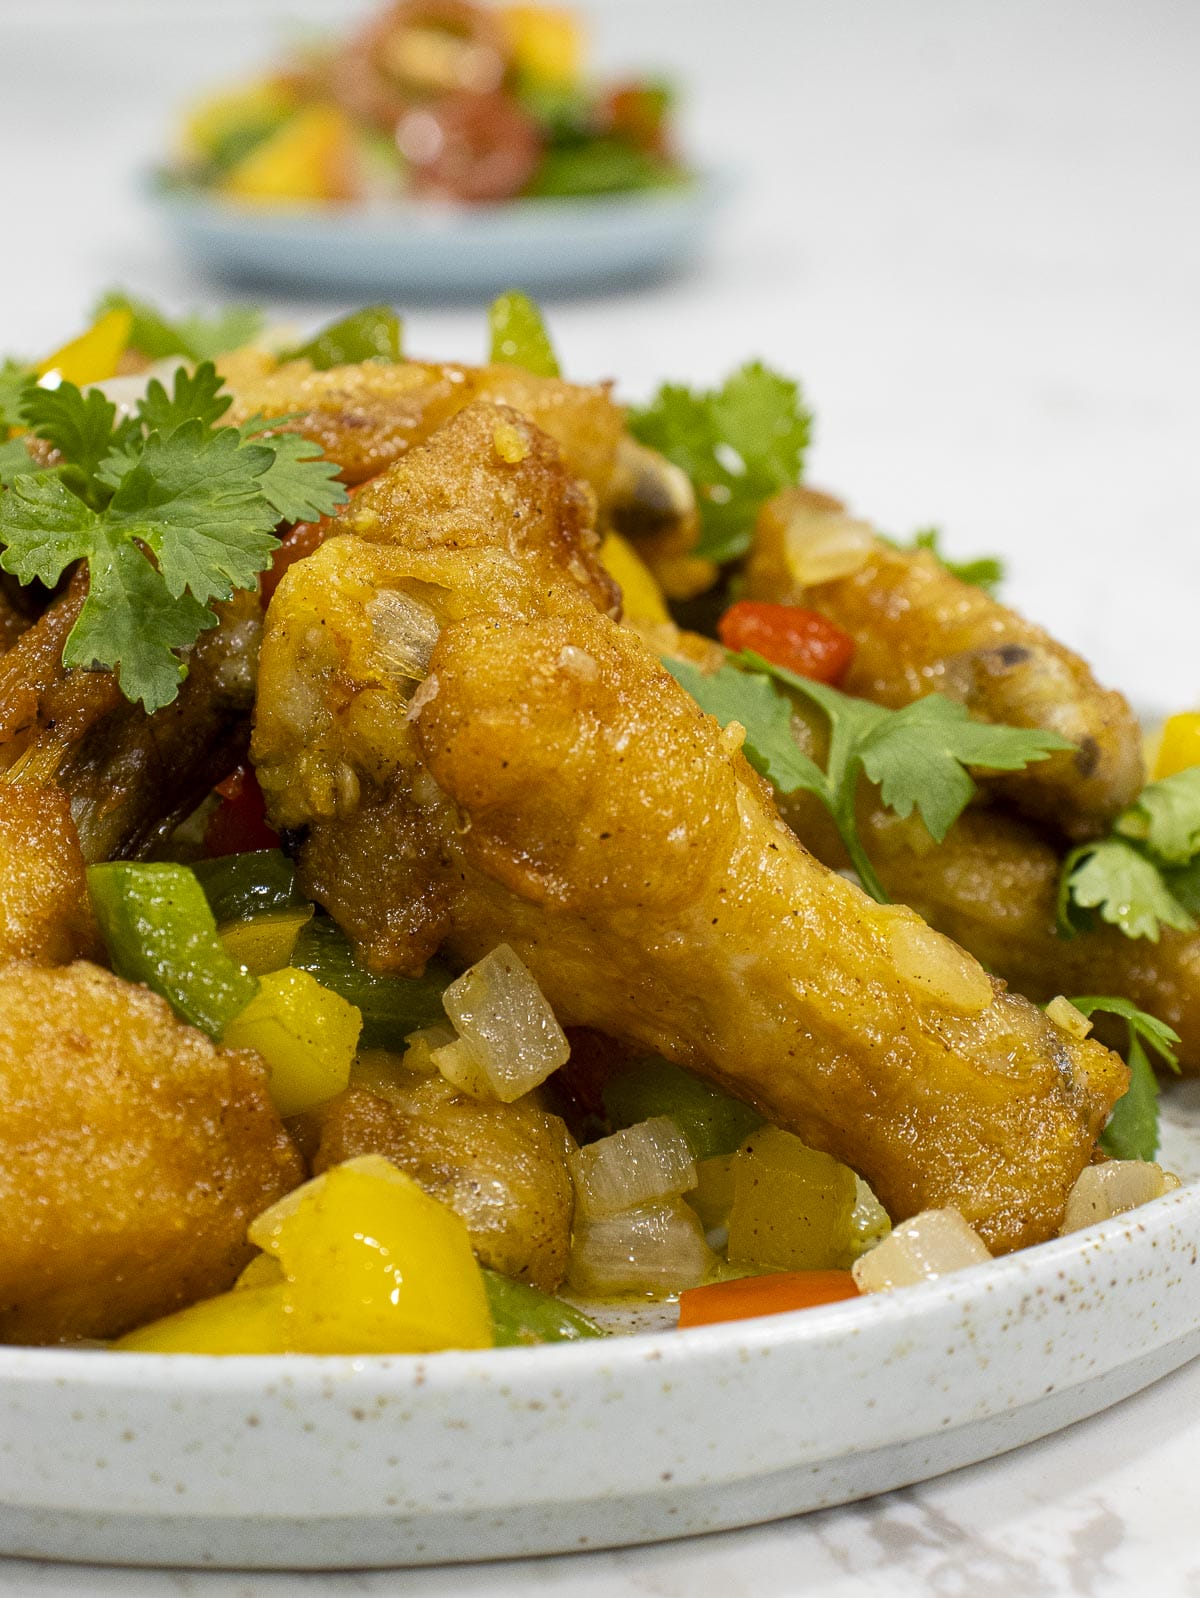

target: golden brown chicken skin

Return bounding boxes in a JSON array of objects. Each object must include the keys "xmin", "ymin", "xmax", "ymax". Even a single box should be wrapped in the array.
[
  {"xmin": 741, "ymin": 487, "xmax": 1144, "ymax": 838},
  {"xmin": 0, "ymin": 961, "xmax": 303, "ymax": 1344},
  {"xmin": 253, "ymin": 402, "xmax": 1127, "ymax": 1251},
  {"xmin": 852, "ymin": 803, "xmax": 1200, "ymax": 1071},
  {"xmin": 0, "ymin": 580, "xmax": 260, "ymax": 862},
  {"xmin": 0, "ymin": 786, "xmax": 98, "ymax": 964},
  {"xmin": 308, "ymin": 1057, "xmax": 576, "ymax": 1291},
  {"xmin": 221, "ymin": 348, "xmax": 624, "ymax": 497}
]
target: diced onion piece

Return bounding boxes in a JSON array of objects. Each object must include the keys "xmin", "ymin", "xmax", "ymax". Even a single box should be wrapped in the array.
[
  {"xmin": 1046, "ymin": 995, "xmax": 1093, "ymax": 1040},
  {"xmin": 848, "ymin": 1176, "xmax": 892, "ymax": 1260},
  {"xmin": 1060, "ymin": 1160, "xmax": 1180, "ymax": 1235},
  {"xmin": 784, "ymin": 510, "xmax": 876, "ymax": 586},
  {"xmin": 851, "ymin": 1208, "xmax": 991, "ymax": 1293},
  {"xmin": 883, "ymin": 910, "xmax": 993, "ymax": 1015},
  {"xmin": 403, "ymin": 1022, "xmax": 458, "ymax": 1075},
  {"xmin": 567, "ymin": 1199, "xmax": 715, "ymax": 1297},
  {"xmin": 439, "ymin": 944, "xmax": 569, "ymax": 1102},
  {"xmin": 569, "ymin": 1117, "xmax": 697, "ymax": 1219},
  {"xmin": 431, "ymin": 1034, "xmax": 494, "ymax": 1099},
  {"xmin": 367, "ymin": 588, "xmax": 441, "ymax": 682}
]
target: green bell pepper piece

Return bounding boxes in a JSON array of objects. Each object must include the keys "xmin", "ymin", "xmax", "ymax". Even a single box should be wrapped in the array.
[
  {"xmin": 602, "ymin": 1054, "xmax": 762, "ymax": 1162},
  {"xmin": 482, "ymin": 1269, "xmax": 605, "ymax": 1346},
  {"xmin": 87, "ymin": 862, "xmax": 258, "ymax": 1039},
  {"xmin": 290, "ymin": 915, "xmax": 450, "ymax": 1049},
  {"xmin": 487, "ymin": 291, "xmax": 560, "ymax": 378},
  {"xmin": 285, "ymin": 306, "xmax": 403, "ymax": 370},
  {"xmin": 192, "ymin": 848, "xmax": 308, "ymax": 926}
]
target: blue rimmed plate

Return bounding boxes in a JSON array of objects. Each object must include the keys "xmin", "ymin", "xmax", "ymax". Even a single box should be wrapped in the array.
[{"xmin": 149, "ymin": 173, "xmax": 731, "ymax": 298}]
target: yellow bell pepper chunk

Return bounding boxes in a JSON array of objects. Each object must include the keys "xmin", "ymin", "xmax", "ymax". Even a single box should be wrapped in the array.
[
  {"xmin": 222, "ymin": 967, "xmax": 361, "ymax": 1117},
  {"xmin": 500, "ymin": 5, "xmax": 583, "ymax": 86},
  {"xmin": 727, "ymin": 1126, "xmax": 857, "ymax": 1272},
  {"xmin": 36, "ymin": 307, "xmax": 132, "ymax": 388},
  {"xmin": 219, "ymin": 907, "xmax": 314, "ymax": 977},
  {"xmin": 599, "ymin": 532, "xmax": 671, "ymax": 626},
  {"xmin": 1154, "ymin": 712, "xmax": 1200, "ymax": 780},
  {"xmin": 115, "ymin": 1284, "xmax": 293, "ymax": 1354},
  {"xmin": 181, "ymin": 76, "xmax": 297, "ymax": 164},
  {"xmin": 118, "ymin": 1157, "xmax": 493, "ymax": 1355},
  {"xmin": 222, "ymin": 104, "xmax": 358, "ymax": 205},
  {"xmin": 251, "ymin": 1156, "xmax": 494, "ymax": 1354}
]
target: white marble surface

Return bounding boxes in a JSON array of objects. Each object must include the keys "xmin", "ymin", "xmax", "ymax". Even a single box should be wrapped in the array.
[{"xmin": 1, "ymin": 0, "xmax": 1199, "ymax": 1592}]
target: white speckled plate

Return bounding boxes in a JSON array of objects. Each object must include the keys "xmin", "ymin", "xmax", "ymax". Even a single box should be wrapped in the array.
[
  {"xmin": 3, "ymin": 1079, "xmax": 1199, "ymax": 1570},
  {"xmin": 149, "ymin": 174, "xmax": 729, "ymax": 297}
]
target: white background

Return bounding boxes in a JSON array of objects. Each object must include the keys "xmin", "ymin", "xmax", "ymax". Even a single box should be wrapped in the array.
[{"xmin": 1, "ymin": 2, "xmax": 1199, "ymax": 1592}]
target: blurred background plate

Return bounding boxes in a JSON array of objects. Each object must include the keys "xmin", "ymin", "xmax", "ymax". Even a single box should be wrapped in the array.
[{"xmin": 150, "ymin": 173, "xmax": 729, "ymax": 297}]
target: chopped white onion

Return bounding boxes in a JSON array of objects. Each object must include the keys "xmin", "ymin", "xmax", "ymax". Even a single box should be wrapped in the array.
[
  {"xmin": 1046, "ymin": 995, "xmax": 1093, "ymax": 1040},
  {"xmin": 567, "ymin": 1199, "xmax": 715, "ymax": 1296},
  {"xmin": 784, "ymin": 510, "xmax": 876, "ymax": 586},
  {"xmin": 569, "ymin": 1117, "xmax": 697, "ymax": 1220},
  {"xmin": 438, "ymin": 944, "xmax": 569, "ymax": 1103},
  {"xmin": 402, "ymin": 1023, "xmax": 458, "ymax": 1076},
  {"xmin": 430, "ymin": 1034, "xmax": 494, "ymax": 1099},
  {"xmin": 882, "ymin": 910, "xmax": 993, "ymax": 1014},
  {"xmin": 367, "ymin": 589, "xmax": 441, "ymax": 682},
  {"xmin": 851, "ymin": 1208, "xmax": 991, "ymax": 1293},
  {"xmin": 1060, "ymin": 1160, "xmax": 1180, "ymax": 1235},
  {"xmin": 848, "ymin": 1176, "xmax": 892, "ymax": 1259}
]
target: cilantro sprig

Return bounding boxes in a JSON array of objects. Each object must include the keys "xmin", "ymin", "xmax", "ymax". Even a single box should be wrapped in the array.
[
  {"xmin": 628, "ymin": 363, "xmax": 812, "ymax": 563},
  {"xmin": 0, "ymin": 363, "xmax": 344, "ymax": 712},
  {"xmin": 1067, "ymin": 995, "xmax": 1181, "ymax": 1160},
  {"xmin": 1059, "ymin": 767, "xmax": 1200, "ymax": 942},
  {"xmin": 666, "ymin": 651, "xmax": 1072, "ymax": 902},
  {"xmin": 93, "ymin": 290, "xmax": 264, "ymax": 364},
  {"xmin": 904, "ymin": 527, "xmax": 1006, "ymax": 595}
]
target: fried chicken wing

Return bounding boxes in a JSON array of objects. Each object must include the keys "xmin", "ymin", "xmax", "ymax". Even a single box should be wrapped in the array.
[
  {"xmin": 0, "ymin": 786, "xmax": 98, "ymax": 963},
  {"xmin": 308, "ymin": 1058, "xmax": 575, "ymax": 1290},
  {"xmin": 253, "ymin": 403, "xmax": 1127, "ymax": 1251},
  {"xmin": 742, "ymin": 487, "xmax": 1143, "ymax": 838},
  {"xmin": 859, "ymin": 804, "xmax": 1200, "ymax": 1070},
  {"xmin": 0, "ymin": 581, "xmax": 260, "ymax": 861},
  {"xmin": 0, "ymin": 961, "xmax": 303, "ymax": 1344},
  {"xmin": 221, "ymin": 349, "xmax": 624, "ymax": 497}
]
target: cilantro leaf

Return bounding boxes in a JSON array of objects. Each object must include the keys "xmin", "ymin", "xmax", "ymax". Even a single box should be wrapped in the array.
[
  {"xmin": 20, "ymin": 381, "xmax": 135, "ymax": 507},
  {"xmin": 104, "ymin": 424, "xmax": 280, "ymax": 604},
  {"xmin": 63, "ymin": 527, "xmax": 218, "ymax": 711},
  {"xmin": 244, "ymin": 427, "xmax": 346, "ymax": 524},
  {"xmin": 94, "ymin": 291, "xmax": 263, "ymax": 363},
  {"xmin": 1069, "ymin": 995, "xmax": 1180, "ymax": 1161},
  {"xmin": 1059, "ymin": 766, "xmax": 1200, "ymax": 942},
  {"xmin": 744, "ymin": 650, "xmax": 1072, "ymax": 839},
  {"xmin": 0, "ymin": 359, "xmax": 33, "ymax": 431},
  {"xmin": 0, "ymin": 437, "xmax": 37, "ymax": 488},
  {"xmin": 175, "ymin": 306, "xmax": 264, "ymax": 361},
  {"xmin": 909, "ymin": 527, "xmax": 1005, "ymax": 595},
  {"xmin": 1116, "ymin": 766, "xmax": 1200, "ymax": 865},
  {"xmin": 137, "ymin": 362, "xmax": 232, "ymax": 436},
  {"xmin": 1059, "ymin": 838, "xmax": 1196, "ymax": 942},
  {"xmin": 629, "ymin": 362, "xmax": 812, "ymax": 563},
  {"xmin": 663, "ymin": 657, "xmax": 823, "ymax": 794},
  {"xmin": 0, "ymin": 360, "xmax": 344, "ymax": 712},
  {"xmin": 665, "ymin": 648, "xmax": 1070, "ymax": 903}
]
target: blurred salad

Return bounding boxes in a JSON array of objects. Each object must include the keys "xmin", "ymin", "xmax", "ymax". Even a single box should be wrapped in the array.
[{"xmin": 164, "ymin": 0, "xmax": 691, "ymax": 207}]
